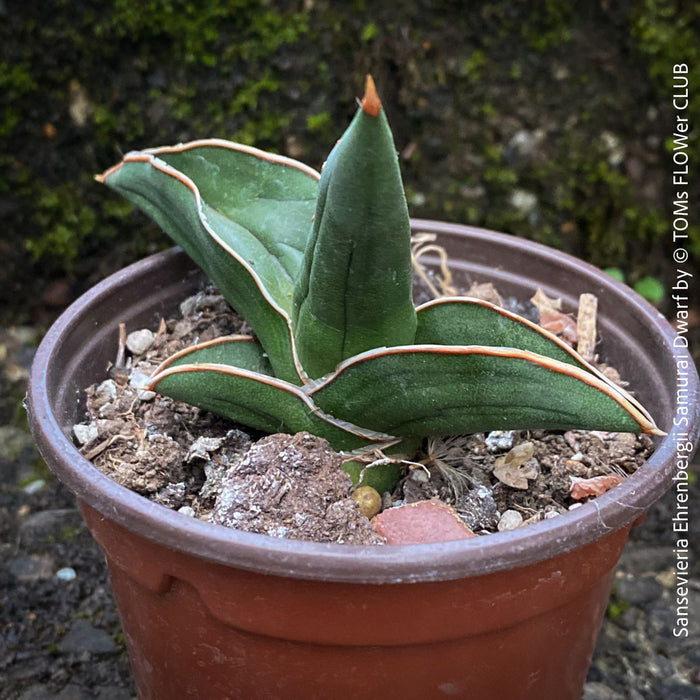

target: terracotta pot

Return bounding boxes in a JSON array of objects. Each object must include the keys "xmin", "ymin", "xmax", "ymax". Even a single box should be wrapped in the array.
[{"xmin": 28, "ymin": 221, "xmax": 699, "ymax": 700}]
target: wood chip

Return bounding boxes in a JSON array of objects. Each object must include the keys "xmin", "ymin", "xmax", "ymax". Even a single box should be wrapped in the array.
[{"xmin": 576, "ymin": 293, "xmax": 598, "ymax": 362}]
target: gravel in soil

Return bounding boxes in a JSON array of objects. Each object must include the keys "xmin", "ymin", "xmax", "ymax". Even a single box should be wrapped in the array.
[{"xmin": 75, "ymin": 284, "xmax": 654, "ymax": 544}]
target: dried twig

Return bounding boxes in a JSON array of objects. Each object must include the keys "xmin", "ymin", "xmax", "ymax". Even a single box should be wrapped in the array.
[
  {"xmin": 115, "ymin": 323, "xmax": 127, "ymax": 370},
  {"xmin": 81, "ymin": 433, "xmax": 132, "ymax": 461}
]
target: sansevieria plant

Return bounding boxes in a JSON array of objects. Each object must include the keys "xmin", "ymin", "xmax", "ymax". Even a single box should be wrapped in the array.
[{"xmin": 97, "ymin": 77, "xmax": 661, "ymax": 487}]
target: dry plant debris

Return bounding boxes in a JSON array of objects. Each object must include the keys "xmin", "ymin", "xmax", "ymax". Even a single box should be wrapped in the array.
[{"xmin": 530, "ymin": 287, "xmax": 578, "ymax": 345}]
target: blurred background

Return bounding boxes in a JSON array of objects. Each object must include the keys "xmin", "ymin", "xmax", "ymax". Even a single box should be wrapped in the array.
[
  {"xmin": 1, "ymin": 0, "xmax": 698, "ymax": 327},
  {"xmin": 1, "ymin": 2, "xmax": 699, "ymax": 698}
]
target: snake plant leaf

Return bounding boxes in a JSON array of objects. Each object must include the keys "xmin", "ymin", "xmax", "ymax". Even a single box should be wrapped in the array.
[
  {"xmin": 148, "ymin": 363, "xmax": 398, "ymax": 453},
  {"xmin": 292, "ymin": 76, "xmax": 417, "ymax": 378},
  {"xmin": 97, "ymin": 140, "xmax": 320, "ymax": 384},
  {"xmin": 415, "ymin": 297, "xmax": 656, "ymax": 424},
  {"xmin": 151, "ymin": 335, "xmax": 273, "ymax": 376},
  {"xmin": 307, "ymin": 345, "xmax": 659, "ymax": 437},
  {"xmin": 415, "ymin": 297, "xmax": 591, "ymax": 368}
]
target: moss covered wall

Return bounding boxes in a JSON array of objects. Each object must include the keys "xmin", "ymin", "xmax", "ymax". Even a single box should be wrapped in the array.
[{"xmin": 1, "ymin": 0, "xmax": 697, "ymax": 322}]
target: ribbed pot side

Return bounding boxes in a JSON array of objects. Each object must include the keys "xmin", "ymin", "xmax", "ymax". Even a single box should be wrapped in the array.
[{"xmin": 28, "ymin": 221, "xmax": 699, "ymax": 700}]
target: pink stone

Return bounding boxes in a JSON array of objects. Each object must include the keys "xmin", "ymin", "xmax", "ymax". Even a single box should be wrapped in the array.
[
  {"xmin": 372, "ymin": 500, "xmax": 477, "ymax": 545},
  {"xmin": 570, "ymin": 474, "xmax": 624, "ymax": 500}
]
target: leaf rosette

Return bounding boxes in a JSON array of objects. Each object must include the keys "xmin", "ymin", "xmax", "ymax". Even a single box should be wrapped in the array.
[{"xmin": 98, "ymin": 77, "xmax": 661, "ymax": 487}]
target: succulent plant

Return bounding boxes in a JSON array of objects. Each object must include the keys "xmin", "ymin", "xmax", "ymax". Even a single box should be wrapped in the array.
[{"xmin": 98, "ymin": 77, "xmax": 660, "ymax": 488}]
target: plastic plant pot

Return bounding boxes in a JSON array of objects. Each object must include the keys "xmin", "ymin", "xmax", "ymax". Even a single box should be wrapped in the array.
[{"xmin": 27, "ymin": 220, "xmax": 699, "ymax": 700}]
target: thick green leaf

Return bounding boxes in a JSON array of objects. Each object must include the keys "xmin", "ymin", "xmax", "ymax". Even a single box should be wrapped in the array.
[
  {"xmin": 292, "ymin": 81, "xmax": 417, "ymax": 378},
  {"xmin": 149, "ymin": 363, "xmax": 397, "ymax": 452},
  {"xmin": 98, "ymin": 141, "xmax": 319, "ymax": 383},
  {"xmin": 153, "ymin": 335, "xmax": 273, "ymax": 376},
  {"xmin": 151, "ymin": 142, "xmax": 318, "ymax": 291},
  {"xmin": 415, "ymin": 298, "xmax": 591, "ymax": 370},
  {"xmin": 307, "ymin": 345, "xmax": 658, "ymax": 436},
  {"xmin": 415, "ymin": 297, "xmax": 655, "ymax": 422}
]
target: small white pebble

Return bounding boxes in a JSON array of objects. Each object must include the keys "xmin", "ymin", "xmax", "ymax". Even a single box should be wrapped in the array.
[
  {"xmin": 544, "ymin": 510, "xmax": 560, "ymax": 519},
  {"xmin": 179, "ymin": 294, "xmax": 199, "ymax": 317},
  {"xmin": 73, "ymin": 422, "xmax": 98, "ymax": 445},
  {"xmin": 570, "ymin": 452, "xmax": 585, "ymax": 461},
  {"xmin": 520, "ymin": 459, "xmax": 539, "ymax": 480},
  {"xmin": 93, "ymin": 379, "xmax": 117, "ymax": 408},
  {"xmin": 497, "ymin": 509, "xmax": 523, "ymax": 531},
  {"xmin": 177, "ymin": 506, "xmax": 196, "ymax": 517},
  {"xmin": 23, "ymin": 479, "xmax": 45, "ymax": 494},
  {"xmin": 267, "ymin": 526, "xmax": 289, "ymax": 538},
  {"xmin": 568, "ymin": 502, "xmax": 583, "ymax": 511},
  {"xmin": 485, "ymin": 430, "xmax": 517, "ymax": 453},
  {"xmin": 126, "ymin": 329, "xmax": 155, "ymax": 355},
  {"xmin": 129, "ymin": 370, "xmax": 156, "ymax": 401},
  {"xmin": 55, "ymin": 567, "xmax": 77, "ymax": 581},
  {"xmin": 409, "ymin": 468, "xmax": 430, "ymax": 483}
]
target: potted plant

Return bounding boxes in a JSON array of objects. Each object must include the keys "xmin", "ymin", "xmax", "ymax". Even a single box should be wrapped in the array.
[{"xmin": 28, "ymin": 77, "xmax": 698, "ymax": 699}]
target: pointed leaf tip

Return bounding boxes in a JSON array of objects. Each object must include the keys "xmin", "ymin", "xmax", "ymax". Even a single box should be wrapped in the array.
[{"xmin": 361, "ymin": 74, "xmax": 381, "ymax": 116}]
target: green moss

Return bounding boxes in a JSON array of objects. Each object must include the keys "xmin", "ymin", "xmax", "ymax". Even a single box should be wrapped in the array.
[
  {"xmin": 26, "ymin": 184, "xmax": 99, "ymax": 272},
  {"xmin": 361, "ymin": 22, "xmax": 378, "ymax": 42},
  {"xmin": 480, "ymin": 0, "xmax": 572, "ymax": 52},
  {"xmin": 233, "ymin": 113, "xmax": 292, "ymax": 148},
  {"xmin": 113, "ymin": 631, "xmax": 127, "ymax": 651},
  {"xmin": 483, "ymin": 165, "xmax": 518, "ymax": 187},
  {"xmin": 632, "ymin": 0, "xmax": 700, "ymax": 160},
  {"xmin": 61, "ymin": 526, "xmax": 81, "ymax": 541},
  {"xmin": 306, "ymin": 111, "xmax": 333, "ymax": 134},
  {"xmin": 607, "ymin": 596, "xmax": 630, "ymax": 620},
  {"xmin": 521, "ymin": 136, "xmax": 670, "ymax": 269},
  {"xmin": 2, "ymin": 0, "xmax": 696, "ymax": 326},
  {"xmin": 0, "ymin": 60, "xmax": 38, "ymax": 136},
  {"xmin": 103, "ymin": 0, "xmax": 308, "ymax": 66},
  {"xmin": 523, "ymin": 0, "xmax": 572, "ymax": 50},
  {"xmin": 229, "ymin": 73, "xmax": 281, "ymax": 114},
  {"xmin": 460, "ymin": 50, "xmax": 487, "ymax": 83}
]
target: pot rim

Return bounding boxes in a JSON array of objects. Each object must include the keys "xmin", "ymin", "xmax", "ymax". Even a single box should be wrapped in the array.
[{"xmin": 28, "ymin": 220, "xmax": 699, "ymax": 584}]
